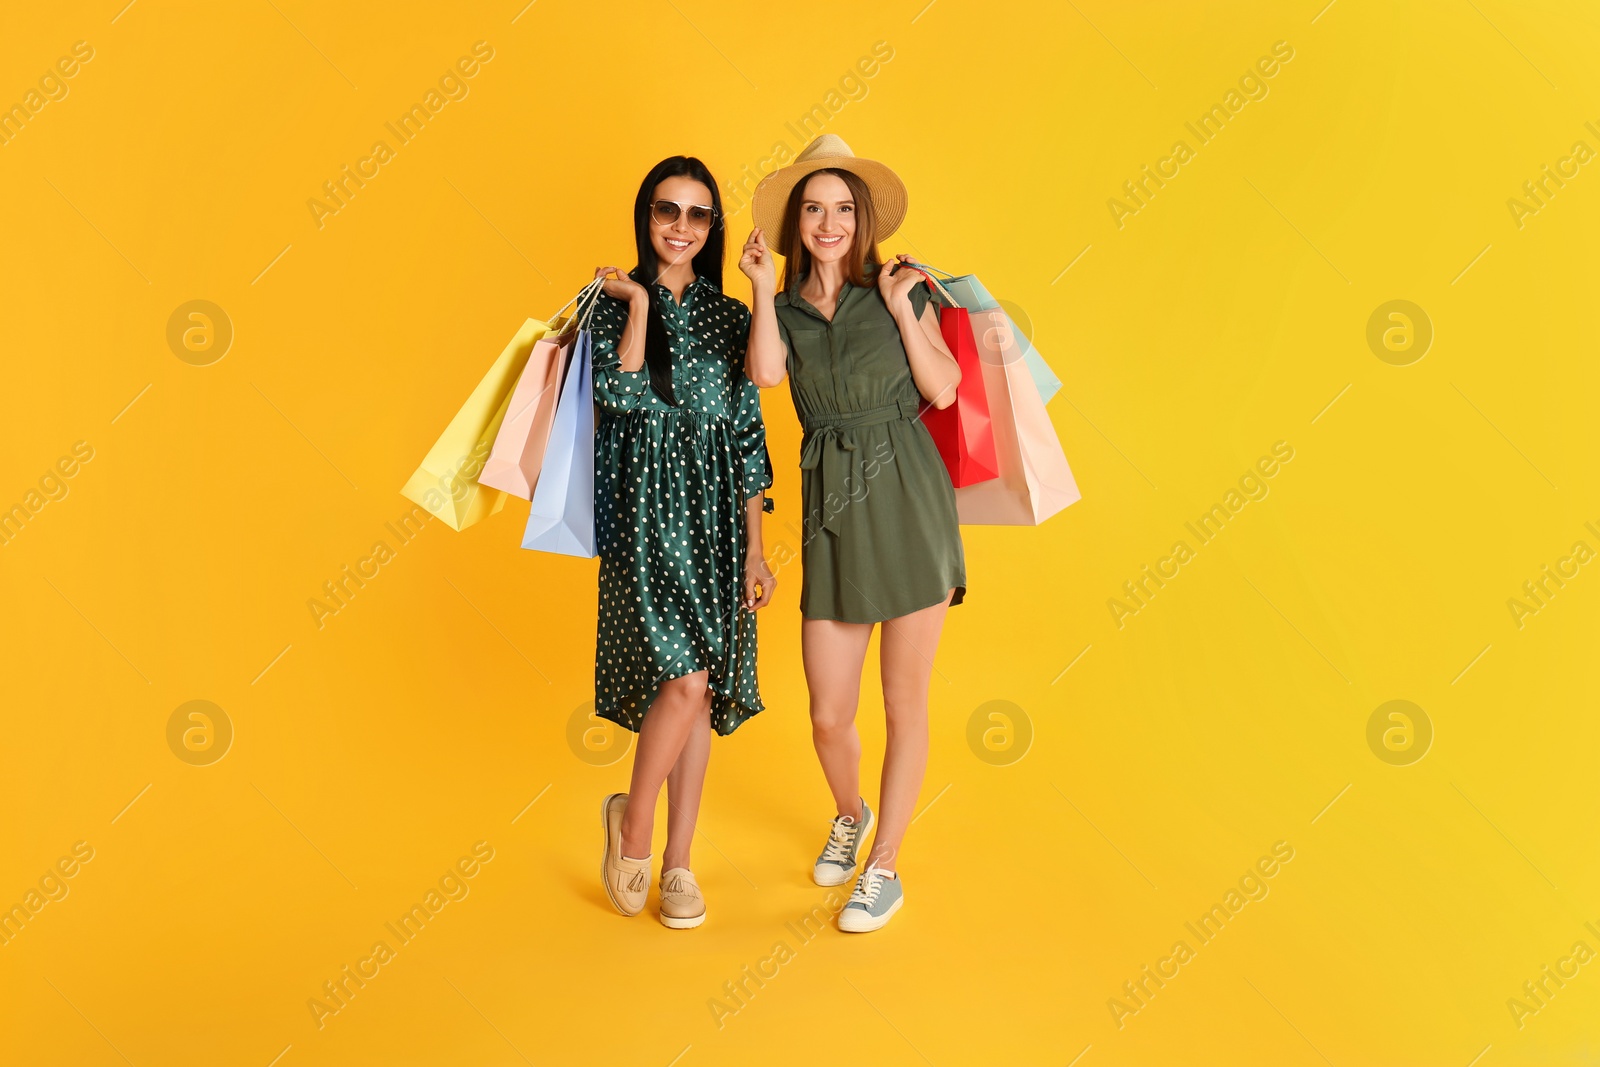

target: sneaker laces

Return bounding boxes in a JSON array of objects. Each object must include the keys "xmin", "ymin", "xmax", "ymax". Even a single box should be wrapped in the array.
[
  {"xmin": 820, "ymin": 813, "xmax": 862, "ymax": 864},
  {"xmin": 849, "ymin": 864, "xmax": 891, "ymax": 906}
]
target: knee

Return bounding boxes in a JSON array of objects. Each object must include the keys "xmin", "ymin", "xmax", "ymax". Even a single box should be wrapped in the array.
[
  {"xmin": 882, "ymin": 691, "xmax": 928, "ymax": 732},
  {"xmin": 810, "ymin": 701, "xmax": 857, "ymax": 741},
  {"xmin": 660, "ymin": 671, "xmax": 709, "ymax": 708}
]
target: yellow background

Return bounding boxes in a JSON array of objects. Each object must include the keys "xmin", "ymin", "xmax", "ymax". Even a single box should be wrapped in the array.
[{"xmin": 3, "ymin": 1, "xmax": 1598, "ymax": 1064}]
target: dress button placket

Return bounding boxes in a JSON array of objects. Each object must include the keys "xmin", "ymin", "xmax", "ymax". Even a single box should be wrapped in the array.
[{"xmin": 827, "ymin": 287, "xmax": 851, "ymax": 414}]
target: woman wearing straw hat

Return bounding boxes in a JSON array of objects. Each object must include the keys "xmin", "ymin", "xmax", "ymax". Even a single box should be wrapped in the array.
[{"xmin": 741, "ymin": 135, "xmax": 965, "ymax": 932}]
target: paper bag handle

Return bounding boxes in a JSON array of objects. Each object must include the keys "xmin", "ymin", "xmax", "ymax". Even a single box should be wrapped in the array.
[
  {"xmin": 550, "ymin": 277, "xmax": 604, "ymax": 325},
  {"xmin": 903, "ymin": 260, "xmax": 962, "ymax": 309},
  {"xmin": 572, "ymin": 276, "xmax": 607, "ymax": 332}
]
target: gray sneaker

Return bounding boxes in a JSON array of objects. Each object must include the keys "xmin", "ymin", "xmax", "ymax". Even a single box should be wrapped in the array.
[
  {"xmin": 813, "ymin": 799, "xmax": 874, "ymax": 887},
  {"xmin": 838, "ymin": 863, "xmax": 903, "ymax": 932}
]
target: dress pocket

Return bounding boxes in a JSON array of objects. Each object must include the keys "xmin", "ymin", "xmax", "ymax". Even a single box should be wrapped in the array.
[
  {"xmin": 787, "ymin": 327, "xmax": 824, "ymax": 352},
  {"xmin": 785, "ymin": 327, "xmax": 825, "ymax": 381},
  {"xmin": 846, "ymin": 319, "xmax": 899, "ymax": 350}
]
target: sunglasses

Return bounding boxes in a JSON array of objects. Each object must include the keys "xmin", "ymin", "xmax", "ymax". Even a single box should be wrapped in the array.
[{"xmin": 651, "ymin": 199, "xmax": 718, "ymax": 231}]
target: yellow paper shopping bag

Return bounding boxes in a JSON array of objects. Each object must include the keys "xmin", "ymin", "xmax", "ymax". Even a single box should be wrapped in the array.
[{"xmin": 401, "ymin": 316, "xmax": 558, "ymax": 531}]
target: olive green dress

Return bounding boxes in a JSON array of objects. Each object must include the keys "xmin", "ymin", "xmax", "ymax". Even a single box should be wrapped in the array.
[
  {"xmin": 773, "ymin": 273, "xmax": 966, "ymax": 623},
  {"xmin": 590, "ymin": 276, "xmax": 773, "ymax": 736}
]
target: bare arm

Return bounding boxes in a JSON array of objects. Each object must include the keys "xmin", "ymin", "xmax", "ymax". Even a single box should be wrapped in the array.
[
  {"xmin": 881, "ymin": 256, "xmax": 960, "ymax": 409},
  {"xmin": 745, "ymin": 493, "xmax": 766, "ymax": 563},
  {"xmin": 742, "ymin": 491, "xmax": 776, "ymax": 609},
  {"xmin": 738, "ymin": 228, "xmax": 788, "ymax": 388}
]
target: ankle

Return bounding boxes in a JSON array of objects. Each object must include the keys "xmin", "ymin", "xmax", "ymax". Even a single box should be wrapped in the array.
[
  {"xmin": 661, "ymin": 852, "xmax": 691, "ymax": 872},
  {"xmin": 839, "ymin": 798, "xmax": 864, "ymax": 823},
  {"xmin": 620, "ymin": 831, "xmax": 651, "ymax": 861}
]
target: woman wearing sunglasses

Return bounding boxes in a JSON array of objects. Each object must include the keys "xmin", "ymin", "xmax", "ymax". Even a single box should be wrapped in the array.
[
  {"xmin": 591, "ymin": 156, "xmax": 776, "ymax": 929},
  {"xmin": 742, "ymin": 136, "xmax": 965, "ymax": 932}
]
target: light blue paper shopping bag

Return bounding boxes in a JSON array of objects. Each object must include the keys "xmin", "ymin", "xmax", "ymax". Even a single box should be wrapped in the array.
[
  {"xmin": 912, "ymin": 264, "xmax": 1062, "ymax": 404},
  {"xmin": 521, "ymin": 325, "xmax": 596, "ymax": 558}
]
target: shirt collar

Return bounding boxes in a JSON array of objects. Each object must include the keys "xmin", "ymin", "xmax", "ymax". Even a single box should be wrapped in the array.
[
  {"xmin": 780, "ymin": 270, "xmax": 871, "ymax": 318},
  {"xmin": 652, "ymin": 273, "xmax": 714, "ymax": 303}
]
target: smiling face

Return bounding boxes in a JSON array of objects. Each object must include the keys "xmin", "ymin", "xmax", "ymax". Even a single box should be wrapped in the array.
[
  {"xmin": 648, "ymin": 175, "xmax": 715, "ymax": 271},
  {"xmin": 797, "ymin": 172, "xmax": 857, "ymax": 265}
]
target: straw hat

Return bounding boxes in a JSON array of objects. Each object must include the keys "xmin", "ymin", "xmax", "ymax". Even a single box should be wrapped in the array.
[{"xmin": 751, "ymin": 135, "xmax": 908, "ymax": 256}]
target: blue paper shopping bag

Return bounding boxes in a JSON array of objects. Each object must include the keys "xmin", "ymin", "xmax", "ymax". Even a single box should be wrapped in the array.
[
  {"xmin": 912, "ymin": 264, "xmax": 1062, "ymax": 404},
  {"xmin": 521, "ymin": 322, "xmax": 596, "ymax": 558}
]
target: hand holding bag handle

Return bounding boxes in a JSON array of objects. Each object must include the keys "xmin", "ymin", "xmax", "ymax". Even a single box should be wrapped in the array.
[
  {"xmin": 551, "ymin": 276, "xmax": 611, "ymax": 352},
  {"xmin": 904, "ymin": 260, "xmax": 963, "ymax": 309},
  {"xmin": 906, "ymin": 259, "xmax": 1063, "ymax": 404},
  {"xmin": 479, "ymin": 281, "xmax": 604, "ymax": 500},
  {"xmin": 550, "ymin": 276, "xmax": 603, "ymax": 322}
]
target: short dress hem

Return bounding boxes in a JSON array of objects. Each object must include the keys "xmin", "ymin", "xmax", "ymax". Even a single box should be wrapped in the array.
[
  {"xmin": 799, "ymin": 582, "xmax": 965, "ymax": 625},
  {"xmin": 593, "ymin": 651, "xmax": 761, "ymax": 738},
  {"xmin": 776, "ymin": 275, "xmax": 969, "ymax": 627},
  {"xmin": 589, "ymin": 277, "xmax": 771, "ymax": 737}
]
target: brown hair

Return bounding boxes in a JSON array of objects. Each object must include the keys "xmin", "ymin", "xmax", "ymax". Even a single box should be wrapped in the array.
[{"xmin": 778, "ymin": 168, "xmax": 883, "ymax": 293}]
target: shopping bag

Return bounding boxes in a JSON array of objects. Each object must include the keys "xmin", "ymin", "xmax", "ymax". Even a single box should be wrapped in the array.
[
  {"xmin": 953, "ymin": 307, "xmax": 1081, "ymax": 525},
  {"xmin": 911, "ymin": 263, "xmax": 1062, "ymax": 403},
  {"xmin": 914, "ymin": 275, "xmax": 999, "ymax": 488},
  {"xmin": 479, "ymin": 281, "xmax": 604, "ymax": 499},
  {"xmin": 522, "ymin": 289, "xmax": 599, "ymax": 558},
  {"xmin": 479, "ymin": 336, "xmax": 572, "ymax": 499},
  {"xmin": 401, "ymin": 317, "xmax": 557, "ymax": 531}
]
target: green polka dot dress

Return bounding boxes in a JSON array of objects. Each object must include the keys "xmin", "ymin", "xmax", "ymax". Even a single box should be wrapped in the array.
[{"xmin": 590, "ymin": 276, "xmax": 773, "ymax": 736}]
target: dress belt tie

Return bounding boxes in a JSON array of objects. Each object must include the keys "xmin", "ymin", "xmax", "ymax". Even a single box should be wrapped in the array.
[{"xmin": 798, "ymin": 397, "xmax": 921, "ymax": 536}]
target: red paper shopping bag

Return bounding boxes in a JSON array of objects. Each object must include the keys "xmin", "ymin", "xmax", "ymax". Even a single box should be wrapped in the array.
[{"xmin": 918, "ymin": 285, "xmax": 1000, "ymax": 487}]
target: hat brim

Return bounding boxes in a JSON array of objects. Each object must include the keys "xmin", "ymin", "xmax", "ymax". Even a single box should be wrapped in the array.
[{"xmin": 750, "ymin": 155, "xmax": 907, "ymax": 257}]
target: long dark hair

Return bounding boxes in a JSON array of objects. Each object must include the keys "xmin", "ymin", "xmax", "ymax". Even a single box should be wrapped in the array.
[
  {"xmin": 778, "ymin": 167, "xmax": 882, "ymax": 293},
  {"xmin": 628, "ymin": 156, "xmax": 725, "ymax": 406}
]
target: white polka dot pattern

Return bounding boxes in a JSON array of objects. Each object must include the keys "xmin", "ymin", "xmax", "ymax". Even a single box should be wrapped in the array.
[{"xmin": 588, "ymin": 277, "xmax": 773, "ymax": 736}]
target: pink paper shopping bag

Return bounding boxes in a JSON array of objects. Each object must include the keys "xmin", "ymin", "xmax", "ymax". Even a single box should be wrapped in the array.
[
  {"xmin": 954, "ymin": 308, "xmax": 1081, "ymax": 525},
  {"xmin": 477, "ymin": 335, "xmax": 572, "ymax": 499}
]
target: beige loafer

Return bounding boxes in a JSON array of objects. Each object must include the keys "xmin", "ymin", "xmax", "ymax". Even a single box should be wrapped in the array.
[
  {"xmin": 658, "ymin": 867, "xmax": 706, "ymax": 929},
  {"xmin": 601, "ymin": 793, "xmax": 650, "ymax": 916}
]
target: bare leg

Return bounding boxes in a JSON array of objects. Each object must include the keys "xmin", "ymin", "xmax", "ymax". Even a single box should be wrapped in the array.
[
  {"xmin": 619, "ymin": 672, "xmax": 710, "ymax": 860},
  {"xmin": 802, "ymin": 617, "xmax": 874, "ymax": 822},
  {"xmin": 865, "ymin": 592, "xmax": 952, "ymax": 873},
  {"xmin": 662, "ymin": 690, "xmax": 713, "ymax": 870}
]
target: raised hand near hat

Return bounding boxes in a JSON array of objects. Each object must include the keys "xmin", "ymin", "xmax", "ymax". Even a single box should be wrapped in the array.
[
  {"xmin": 738, "ymin": 228, "xmax": 776, "ymax": 295},
  {"xmin": 741, "ymin": 228, "xmax": 788, "ymax": 389}
]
